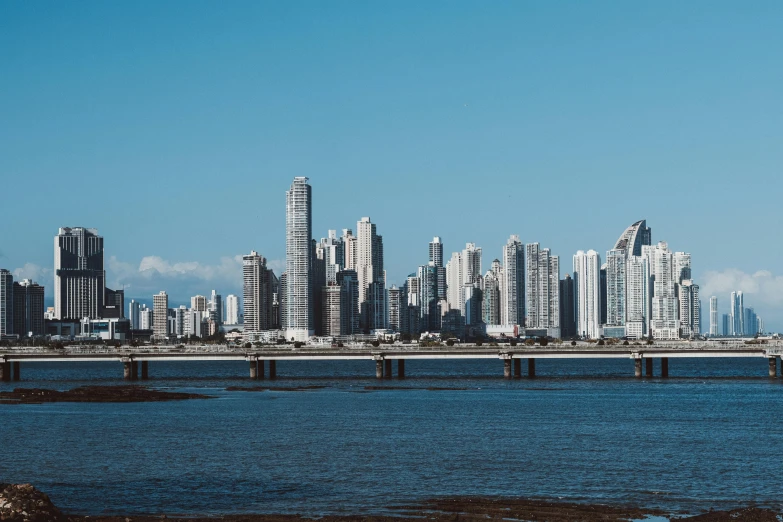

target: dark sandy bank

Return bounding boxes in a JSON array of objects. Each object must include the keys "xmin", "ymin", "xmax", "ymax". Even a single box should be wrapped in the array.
[{"xmin": 0, "ymin": 385, "xmax": 213, "ymax": 404}]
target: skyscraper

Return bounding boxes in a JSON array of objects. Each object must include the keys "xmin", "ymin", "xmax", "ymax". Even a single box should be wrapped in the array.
[
  {"xmin": 502, "ymin": 236, "xmax": 524, "ymax": 326},
  {"xmin": 647, "ymin": 242, "xmax": 679, "ymax": 340},
  {"xmin": 153, "ymin": 291, "xmax": 168, "ymax": 340},
  {"xmin": 387, "ymin": 285, "xmax": 401, "ymax": 332},
  {"xmin": 573, "ymin": 250, "xmax": 601, "ymax": 339},
  {"xmin": 0, "ymin": 269, "xmax": 13, "ymax": 337},
  {"xmin": 604, "ymin": 249, "xmax": 626, "ymax": 327},
  {"xmin": 128, "ymin": 299, "xmax": 141, "ymax": 329},
  {"xmin": 285, "ymin": 177, "xmax": 313, "ymax": 341},
  {"xmin": 357, "ymin": 217, "xmax": 385, "ymax": 331},
  {"xmin": 612, "ymin": 220, "xmax": 652, "ymax": 257},
  {"xmin": 730, "ymin": 291, "xmax": 744, "ymax": 336},
  {"xmin": 225, "ymin": 295, "xmax": 240, "ymax": 325},
  {"xmin": 429, "ymin": 237, "xmax": 446, "ymax": 300},
  {"xmin": 525, "ymin": 242, "xmax": 560, "ymax": 336},
  {"xmin": 12, "ymin": 279, "xmax": 45, "ymax": 337},
  {"xmin": 709, "ymin": 296, "xmax": 718, "ymax": 336},
  {"xmin": 191, "ymin": 295, "xmax": 207, "ymax": 311},
  {"xmin": 209, "ymin": 290, "xmax": 222, "ymax": 326},
  {"xmin": 559, "ymin": 274, "xmax": 576, "ymax": 339},
  {"xmin": 482, "ymin": 268, "xmax": 501, "ymax": 326},
  {"xmin": 337, "ymin": 269, "xmax": 360, "ymax": 335},
  {"xmin": 418, "ymin": 262, "xmax": 439, "ymax": 332},
  {"xmin": 243, "ymin": 251, "xmax": 274, "ymax": 334},
  {"xmin": 678, "ymin": 280, "xmax": 700, "ymax": 337},
  {"xmin": 54, "ymin": 227, "xmax": 105, "ymax": 320}
]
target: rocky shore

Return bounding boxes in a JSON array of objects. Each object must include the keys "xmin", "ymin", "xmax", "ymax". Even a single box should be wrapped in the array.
[
  {"xmin": 0, "ymin": 386, "xmax": 213, "ymax": 404},
  {"xmin": 1, "ymin": 484, "xmax": 780, "ymax": 522}
]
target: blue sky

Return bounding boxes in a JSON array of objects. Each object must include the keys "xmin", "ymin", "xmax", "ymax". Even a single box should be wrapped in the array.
[{"xmin": 1, "ymin": 1, "xmax": 782, "ymax": 326}]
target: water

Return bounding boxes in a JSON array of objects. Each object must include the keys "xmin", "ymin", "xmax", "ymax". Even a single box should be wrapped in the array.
[{"xmin": 1, "ymin": 357, "xmax": 782, "ymax": 517}]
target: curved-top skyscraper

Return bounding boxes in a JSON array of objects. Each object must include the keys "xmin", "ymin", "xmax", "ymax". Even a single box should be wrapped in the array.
[{"xmin": 613, "ymin": 220, "xmax": 652, "ymax": 257}]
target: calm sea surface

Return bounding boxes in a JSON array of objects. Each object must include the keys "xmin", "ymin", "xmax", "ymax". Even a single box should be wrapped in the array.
[{"xmin": 1, "ymin": 357, "xmax": 782, "ymax": 516}]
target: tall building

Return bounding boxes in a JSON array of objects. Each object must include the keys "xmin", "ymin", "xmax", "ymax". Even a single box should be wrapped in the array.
[
  {"xmin": 321, "ymin": 284, "xmax": 342, "ymax": 336},
  {"xmin": 625, "ymin": 255, "xmax": 649, "ymax": 338},
  {"xmin": 356, "ymin": 217, "xmax": 385, "ymax": 331},
  {"xmin": 12, "ymin": 279, "xmax": 45, "ymax": 337},
  {"xmin": 128, "ymin": 299, "xmax": 141, "ymax": 329},
  {"xmin": 104, "ymin": 288, "xmax": 124, "ymax": 318},
  {"xmin": 0, "ymin": 269, "xmax": 13, "ymax": 337},
  {"xmin": 559, "ymin": 274, "xmax": 576, "ymax": 339},
  {"xmin": 730, "ymin": 291, "xmax": 744, "ymax": 336},
  {"xmin": 502, "ymin": 236, "xmax": 524, "ymax": 326},
  {"xmin": 445, "ymin": 251, "xmax": 462, "ymax": 313},
  {"xmin": 337, "ymin": 270, "xmax": 360, "ymax": 335},
  {"xmin": 573, "ymin": 250, "xmax": 601, "ymax": 339},
  {"xmin": 209, "ymin": 290, "xmax": 222, "ymax": 326},
  {"xmin": 152, "ymin": 291, "xmax": 168, "ymax": 340},
  {"xmin": 482, "ymin": 268, "xmax": 501, "ymax": 326},
  {"xmin": 612, "ymin": 220, "xmax": 652, "ymax": 257},
  {"xmin": 599, "ymin": 264, "xmax": 607, "ymax": 326},
  {"xmin": 243, "ymin": 251, "xmax": 274, "ymax": 334},
  {"xmin": 721, "ymin": 313, "xmax": 730, "ymax": 336},
  {"xmin": 604, "ymin": 249, "xmax": 626, "ymax": 327},
  {"xmin": 225, "ymin": 295, "xmax": 240, "ymax": 325},
  {"xmin": 139, "ymin": 306, "xmax": 153, "ymax": 331},
  {"xmin": 54, "ymin": 227, "xmax": 105, "ymax": 320},
  {"xmin": 387, "ymin": 285, "xmax": 401, "ymax": 332},
  {"xmin": 418, "ymin": 263, "xmax": 439, "ymax": 332},
  {"xmin": 678, "ymin": 280, "xmax": 700, "ymax": 337},
  {"xmin": 285, "ymin": 177, "xmax": 313, "ymax": 341},
  {"xmin": 429, "ymin": 237, "xmax": 446, "ymax": 300},
  {"xmin": 320, "ymin": 230, "xmax": 344, "ymax": 285},
  {"xmin": 525, "ymin": 243, "xmax": 560, "ymax": 336},
  {"xmin": 191, "ymin": 295, "xmax": 207, "ymax": 311},
  {"xmin": 709, "ymin": 296, "xmax": 718, "ymax": 336},
  {"xmin": 646, "ymin": 242, "xmax": 679, "ymax": 340}
]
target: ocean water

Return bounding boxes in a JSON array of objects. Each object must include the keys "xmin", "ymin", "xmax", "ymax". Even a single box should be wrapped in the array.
[{"xmin": 1, "ymin": 357, "xmax": 782, "ymax": 517}]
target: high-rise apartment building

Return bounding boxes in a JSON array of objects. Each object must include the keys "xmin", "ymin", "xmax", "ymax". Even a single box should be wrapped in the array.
[
  {"xmin": 320, "ymin": 230, "xmax": 344, "ymax": 285},
  {"xmin": 482, "ymin": 268, "xmax": 501, "ymax": 326},
  {"xmin": 152, "ymin": 291, "xmax": 168, "ymax": 340},
  {"xmin": 678, "ymin": 280, "xmax": 700, "ymax": 337},
  {"xmin": 573, "ymin": 250, "xmax": 601, "ymax": 339},
  {"xmin": 502, "ymin": 236, "xmax": 524, "ymax": 326},
  {"xmin": 429, "ymin": 237, "xmax": 446, "ymax": 300},
  {"xmin": 285, "ymin": 177, "xmax": 313, "ymax": 341},
  {"xmin": 646, "ymin": 242, "xmax": 679, "ymax": 340},
  {"xmin": 12, "ymin": 279, "xmax": 45, "ymax": 337},
  {"xmin": 387, "ymin": 285, "xmax": 401, "ymax": 332},
  {"xmin": 0, "ymin": 269, "xmax": 13, "ymax": 337},
  {"xmin": 418, "ymin": 263, "xmax": 439, "ymax": 332},
  {"xmin": 709, "ymin": 296, "xmax": 718, "ymax": 336},
  {"xmin": 321, "ymin": 284, "xmax": 342, "ymax": 336},
  {"xmin": 54, "ymin": 227, "xmax": 105, "ymax": 320},
  {"xmin": 337, "ymin": 270, "xmax": 360, "ymax": 335},
  {"xmin": 209, "ymin": 290, "xmax": 222, "ymax": 326},
  {"xmin": 243, "ymin": 251, "xmax": 275, "ymax": 334},
  {"xmin": 191, "ymin": 295, "xmax": 207, "ymax": 312},
  {"xmin": 225, "ymin": 295, "xmax": 239, "ymax": 325},
  {"xmin": 525, "ymin": 243, "xmax": 560, "ymax": 336},
  {"xmin": 139, "ymin": 306, "xmax": 153, "ymax": 331},
  {"xmin": 604, "ymin": 249, "xmax": 626, "ymax": 327},
  {"xmin": 559, "ymin": 274, "xmax": 576, "ymax": 339},
  {"xmin": 721, "ymin": 313, "xmax": 730, "ymax": 336},
  {"xmin": 356, "ymin": 217, "xmax": 385, "ymax": 332}
]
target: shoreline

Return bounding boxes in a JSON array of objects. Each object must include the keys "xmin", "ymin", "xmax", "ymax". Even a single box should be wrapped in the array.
[{"xmin": 2, "ymin": 485, "xmax": 779, "ymax": 522}]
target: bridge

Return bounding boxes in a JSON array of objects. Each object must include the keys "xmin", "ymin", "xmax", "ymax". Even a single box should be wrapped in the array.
[{"xmin": 1, "ymin": 340, "xmax": 782, "ymax": 382}]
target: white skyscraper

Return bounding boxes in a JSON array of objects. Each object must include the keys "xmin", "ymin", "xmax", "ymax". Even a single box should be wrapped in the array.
[
  {"xmin": 243, "ymin": 251, "xmax": 271, "ymax": 334},
  {"xmin": 128, "ymin": 299, "xmax": 141, "ymax": 330},
  {"xmin": 647, "ymin": 242, "xmax": 679, "ymax": 340},
  {"xmin": 356, "ymin": 217, "xmax": 385, "ymax": 331},
  {"xmin": 502, "ymin": 236, "xmax": 524, "ymax": 327},
  {"xmin": 152, "ymin": 291, "xmax": 168, "ymax": 340},
  {"xmin": 525, "ymin": 242, "xmax": 560, "ymax": 336},
  {"xmin": 730, "ymin": 291, "xmax": 744, "ymax": 336},
  {"xmin": 625, "ymin": 256, "xmax": 649, "ymax": 339},
  {"xmin": 285, "ymin": 177, "xmax": 313, "ymax": 341},
  {"xmin": 225, "ymin": 294, "xmax": 240, "ymax": 325},
  {"xmin": 679, "ymin": 280, "xmax": 700, "ymax": 337},
  {"xmin": 605, "ymin": 249, "xmax": 626, "ymax": 327},
  {"xmin": 446, "ymin": 251, "xmax": 462, "ymax": 312},
  {"xmin": 573, "ymin": 250, "xmax": 601, "ymax": 339},
  {"xmin": 709, "ymin": 296, "xmax": 718, "ymax": 336}
]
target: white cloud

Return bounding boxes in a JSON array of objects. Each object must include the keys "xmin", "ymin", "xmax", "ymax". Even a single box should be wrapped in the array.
[
  {"xmin": 12, "ymin": 263, "xmax": 53, "ymax": 283},
  {"xmin": 701, "ymin": 269, "xmax": 783, "ymax": 308},
  {"xmin": 106, "ymin": 255, "xmax": 285, "ymax": 303}
]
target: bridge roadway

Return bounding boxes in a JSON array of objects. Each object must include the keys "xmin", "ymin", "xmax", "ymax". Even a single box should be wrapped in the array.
[{"xmin": 1, "ymin": 340, "xmax": 782, "ymax": 381}]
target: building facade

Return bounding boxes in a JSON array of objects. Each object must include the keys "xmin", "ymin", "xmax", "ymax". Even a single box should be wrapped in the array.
[
  {"xmin": 573, "ymin": 250, "xmax": 601, "ymax": 339},
  {"xmin": 12, "ymin": 279, "xmax": 45, "ymax": 337},
  {"xmin": 54, "ymin": 227, "xmax": 105, "ymax": 320},
  {"xmin": 152, "ymin": 291, "xmax": 168, "ymax": 340},
  {"xmin": 285, "ymin": 177, "xmax": 313, "ymax": 341}
]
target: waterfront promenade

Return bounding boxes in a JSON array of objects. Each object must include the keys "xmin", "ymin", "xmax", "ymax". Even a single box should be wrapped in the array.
[{"xmin": 2, "ymin": 340, "xmax": 782, "ymax": 381}]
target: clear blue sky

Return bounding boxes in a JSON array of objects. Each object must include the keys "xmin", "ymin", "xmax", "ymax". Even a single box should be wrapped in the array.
[{"xmin": 1, "ymin": 2, "xmax": 782, "ymax": 326}]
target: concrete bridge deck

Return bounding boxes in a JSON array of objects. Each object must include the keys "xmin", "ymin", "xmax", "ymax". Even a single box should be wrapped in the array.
[{"xmin": 1, "ymin": 340, "xmax": 782, "ymax": 381}]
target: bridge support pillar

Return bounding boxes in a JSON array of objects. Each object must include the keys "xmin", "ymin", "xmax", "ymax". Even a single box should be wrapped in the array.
[
  {"xmin": 645, "ymin": 358, "xmax": 653, "ymax": 377},
  {"xmin": 258, "ymin": 360, "xmax": 265, "ymax": 380},
  {"xmin": 769, "ymin": 357, "xmax": 777, "ymax": 378},
  {"xmin": 123, "ymin": 361, "xmax": 132, "ymax": 380},
  {"xmin": 130, "ymin": 361, "xmax": 139, "ymax": 381},
  {"xmin": 269, "ymin": 360, "xmax": 277, "ymax": 380},
  {"xmin": 397, "ymin": 360, "xmax": 405, "ymax": 379},
  {"xmin": 0, "ymin": 362, "xmax": 9, "ymax": 382},
  {"xmin": 141, "ymin": 361, "xmax": 149, "ymax": 380},
  {"xmin": 528, "ymin": 358, "xmax": 536, "ymax": 378},
  {"xmin": 249, "ymin": 360, "xmax": 258, "ymax": 380},
  {"xmin": 661, "ymin": 358, "xmax": 669, "ymax": 378},
  {"xmin": 12, "ymin": 362, "xmax": 20, "ymax": 381},
  {"xmin": 384, "ymin": 359, "xmax": 392, "ymax": 379},
  {"xmin": 514, "ymin": 359, "xmax": 521, "ymax": 378},
  {"xmin": 503, "ymin": 359, "xmax": 512, "ymax": 379},
  {"xmin": 376, "ymin": 360, "xmax": 383, "ymax": 379},
  {"xmin": 635, "ymin": 358, "xmax": 643, "ymax": 378}
]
